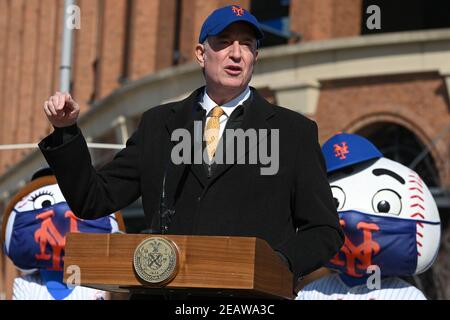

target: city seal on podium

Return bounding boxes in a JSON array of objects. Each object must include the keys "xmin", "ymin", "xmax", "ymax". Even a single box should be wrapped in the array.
[{"xmin": 133, "ymin": 237, "xmax": 179, "ymax": 285}]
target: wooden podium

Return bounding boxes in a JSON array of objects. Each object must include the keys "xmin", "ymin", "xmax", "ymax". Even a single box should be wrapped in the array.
[{"xmin": 64, "ymin": 233, "xmax": 294, "ymax": 299}]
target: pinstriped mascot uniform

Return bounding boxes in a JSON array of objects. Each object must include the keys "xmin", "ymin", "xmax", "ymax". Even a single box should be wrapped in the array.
[{"xmin": 297, "ymin": 133, "xmax": 440, "ymax": 300}]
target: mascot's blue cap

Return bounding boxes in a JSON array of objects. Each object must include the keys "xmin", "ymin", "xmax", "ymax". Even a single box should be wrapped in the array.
[{"xmin": 322, "ymin": 133, "xmax": 383, "ymax": 174}]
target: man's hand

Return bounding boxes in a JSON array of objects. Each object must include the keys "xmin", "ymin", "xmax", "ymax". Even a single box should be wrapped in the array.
[{"xmin": 44, "ymin": 92, "xmax": 80, "ymax": 128}]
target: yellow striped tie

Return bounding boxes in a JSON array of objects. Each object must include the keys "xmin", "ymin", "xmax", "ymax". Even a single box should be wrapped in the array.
[{"xmin": 205, "ymin": 106, "xmax": 224, "ymax": 161}]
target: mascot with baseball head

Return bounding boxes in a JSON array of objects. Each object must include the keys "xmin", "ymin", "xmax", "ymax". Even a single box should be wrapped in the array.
[
  {"xmin": 1, "ymin": 168, "xmax": 125, "ymax": 300},
  {"xmin": 297, "ymin": 133, "xmax": 441, "ymax": 300}
]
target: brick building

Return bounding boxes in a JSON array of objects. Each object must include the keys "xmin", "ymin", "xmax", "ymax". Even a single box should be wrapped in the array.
[{"xmin": 1, "ymin": 0, "xmax": 450, "ymax": 299}]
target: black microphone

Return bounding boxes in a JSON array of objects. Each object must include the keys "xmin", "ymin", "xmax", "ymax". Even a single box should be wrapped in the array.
[
  {"xmin": 140, "ymin": 160, "xmax": 175, "ymax": 235},
  {"xmin": 159, "ymin": 169, "xmax": 176, "ymax": 234},
  {"xmin": 153, "ymin": 103, "xmax": 203, "ymax": 235}
]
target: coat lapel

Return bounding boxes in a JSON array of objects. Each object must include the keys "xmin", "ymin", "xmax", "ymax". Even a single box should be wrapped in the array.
[{"xmin": 165, "ymin": 87, "xmax": 208, "ymax": 193}]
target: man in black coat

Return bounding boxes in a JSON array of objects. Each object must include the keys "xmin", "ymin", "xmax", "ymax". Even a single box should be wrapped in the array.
[{"xmin": 39, "ymin": 5, "xmax": 343, "ymax": 285}]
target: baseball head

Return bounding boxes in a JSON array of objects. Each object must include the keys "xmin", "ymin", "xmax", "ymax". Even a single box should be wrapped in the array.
[{"xmin": 322, "ymin": 133, "xmax": 441, "ymax": 276}]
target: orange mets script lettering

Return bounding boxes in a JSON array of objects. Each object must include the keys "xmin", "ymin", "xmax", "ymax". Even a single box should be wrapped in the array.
[
  {"xmin": 232, "ymin": 5, "xmax": 244, "ymax": 17},
  {"xmin": 330, "ymin": 220, "xmax": 380, "ymax": 277},
  {"xmin": 333, "ymin": 142, "xmax": 350, "ymax": 160},
  {"xmin": 34, "ymin": 210, "xmax": 79, "ymax": 270}
]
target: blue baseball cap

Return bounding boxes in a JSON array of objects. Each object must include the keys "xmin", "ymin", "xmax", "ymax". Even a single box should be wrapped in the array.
[
  {"xmin": 199, "ymin": 5, "xmax": 264, "ymax": 44},
  {"xmin": 322, "ymin": 133, "xmax": 383, "ymax": 173}
]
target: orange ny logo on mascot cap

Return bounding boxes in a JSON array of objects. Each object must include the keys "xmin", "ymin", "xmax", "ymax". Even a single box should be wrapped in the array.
[
  {"xmin": 334, "ymin": 142, "xmax": 350, "ymax": 160},
  {"xmin": 232, "ymin": 5, "xmax": 245, "ymax": 17}
]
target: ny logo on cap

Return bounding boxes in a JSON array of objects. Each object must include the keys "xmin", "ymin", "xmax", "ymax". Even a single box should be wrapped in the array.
[
  {"xmin": 232, "ymin": 5, "xmax": 245, "ymax": 17},
  {"xmin": 334, "ymin": 142, "xmax": 350, "ymax": 160}
]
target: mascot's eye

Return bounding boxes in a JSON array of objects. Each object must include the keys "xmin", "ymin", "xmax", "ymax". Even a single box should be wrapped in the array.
[
  {"xmin": 331, "ymin": 186, "xmax": 346, "ymax": 210},
  {"xmin": 30, "ymin": 191, "xmax": 55, "ymax": 209},
  {"xmin": 372, "ymin": 189, "xmax": 402, "ymax": 215}
]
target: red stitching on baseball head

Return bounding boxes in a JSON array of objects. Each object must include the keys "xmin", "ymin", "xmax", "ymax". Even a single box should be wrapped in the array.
[
  {"xmin": 411, "ymin": 203, "xmax": 425, "ymax": 210},
  {"xmin": 410, "ymin": 195, "xmax": 424, "ymax": 202},
  {"xmin": 409, "ymin": 187, "xmax": 423, "ymax": 194},
  {"xmin": 411, "ymin": 213, "xmax": 425, "ymax": 219}
]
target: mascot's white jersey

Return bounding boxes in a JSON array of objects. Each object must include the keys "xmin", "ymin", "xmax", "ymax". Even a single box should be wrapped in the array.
[
  {"xmin": 13, "ymin": 274, "xmax": 106, "ymax": 300},
  {"xmin": 297, "ymin": 273, "xmax": 426, "ymax": 300}
]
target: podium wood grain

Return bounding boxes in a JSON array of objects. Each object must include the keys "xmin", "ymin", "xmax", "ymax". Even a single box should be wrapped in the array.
[{"xmin": 64, "ymin": 233, "xmax": 294, "ymax": 299}]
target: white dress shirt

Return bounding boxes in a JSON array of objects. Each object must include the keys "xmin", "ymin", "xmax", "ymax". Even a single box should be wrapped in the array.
[{"xmin": 199, "ymin": 86, "xmax": 251, "ymax": 139}]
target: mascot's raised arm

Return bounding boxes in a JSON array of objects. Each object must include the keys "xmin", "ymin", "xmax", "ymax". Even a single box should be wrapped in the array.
[
  {"xmin": 1, "ymin": 168, "xmax": 125, "ymax": 300},
  {"xmin": 297, "ymin": 133, "xmax": 441, "ymax": 300}
]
